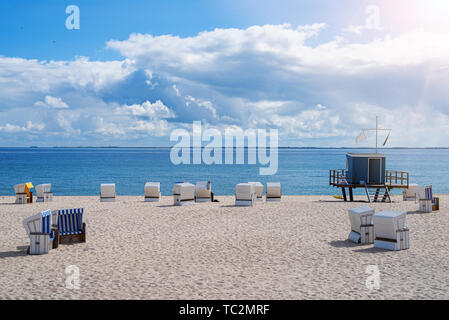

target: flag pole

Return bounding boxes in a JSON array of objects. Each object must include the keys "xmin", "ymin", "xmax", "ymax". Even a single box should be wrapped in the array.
[{"xmin": 376, "ymin": 116, "xmax": 379, "ymax": 154}]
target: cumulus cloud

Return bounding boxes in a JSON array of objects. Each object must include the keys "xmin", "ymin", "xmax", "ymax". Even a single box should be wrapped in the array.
[
  {"xmin": 1, "ymin": 24, "xmax": 449, "ymax": 146},
  {"xmin": 34, "ymin": 95, "xmax": 70, "ymax": 109},
  {"xmin": 0, "ymin": 121, "xmax": 44, "ymax": 133},
  {"xmin": 116, "ymin": 100, "xmax": 175, "ymax": 119}
]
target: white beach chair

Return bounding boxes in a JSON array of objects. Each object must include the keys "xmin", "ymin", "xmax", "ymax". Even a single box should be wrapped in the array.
[
  {"xmin": 266, "ymin": 182, "xmax": 282, "ymax": 201},
  {"xmin": 173, "ymin": 182, "xmax": 195, "ymax": 206},
  {"xmin": 348, "ymin": 206, "xmax": 375, "ymax": 244},
  {"xmin": 418, "ymin": 185, "xmax": 439, "ymax": 212},
  {"xmin": 235, "ymin": 183, "xmax": 256, "ymax": 207},
  {"xmin": 402, "ymin": 184, "xmax": 420, "ymax": 201},
  {"xmin": 373, "ymin": 211, "xmax": 409, "ymax": 251},
  {"xmin": 35, "ymin": 183, "xmax": 53, "ymax": 202},
  {"xmin": 145, "ymin": 182, "xmax": 161, "ymax": 202},
  {"xmin": 100, "ymin": 184, "xmax": 116, "ymax": 202},
  {"xmin": 248, "ymin": 182, "xmax": 264, "ymax": 202},
  {"xmin": 14, "ymin": 183, "xmax": 33, "ymax": 204},
  {"xmin": 195, "ymin": 181, "xmax": 212, "ymax": 202},
  {"xmin": 23, "ymin": 210, "xmax": 56, "ymax": 254}
]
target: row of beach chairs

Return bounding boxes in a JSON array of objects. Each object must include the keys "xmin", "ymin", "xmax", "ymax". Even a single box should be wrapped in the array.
[
  {"xmin": 99, "ymin": 181, "xmax": 282, "ymax": 206},
  {"xmin": 23, "ymin": 208, "xmax": 86, "ymax": 255},
  {"xmin": 14, "ymin": 183, "xmax": 53, "ymax": 204},
  {"xmin": 403, "ymin": 184, "xmax": 439, "ymax": 212}
]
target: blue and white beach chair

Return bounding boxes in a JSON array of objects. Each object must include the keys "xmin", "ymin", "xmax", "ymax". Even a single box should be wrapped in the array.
[
  {"xmin": 425, "ymin": 185, "xmax": 439, "ymax": 211},
  {"xmin": 23, "ymin": 210, "xmax": 56, "ymax": 254},
  {"xmin": 57, "ymin": 208, "xmax": 86, "ymax": 244}
]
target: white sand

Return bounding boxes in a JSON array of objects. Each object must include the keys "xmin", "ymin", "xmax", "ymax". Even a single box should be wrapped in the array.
[{"xmin": 0, "ymin": 194, "xmax": 448, "ymax": 300}]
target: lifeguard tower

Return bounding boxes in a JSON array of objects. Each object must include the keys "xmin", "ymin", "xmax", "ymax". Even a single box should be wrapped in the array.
[{"xmin": 329, "ymin": 117, "xmax": 409, "ymax": 202}]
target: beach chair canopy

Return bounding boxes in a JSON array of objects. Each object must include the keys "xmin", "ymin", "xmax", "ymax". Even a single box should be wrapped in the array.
[
  {"xmin": 266, "ymin": 182, "xmax": 281, "ymax": 196},
  {"xmin": 195, "ymin": 181, "xmax": 211, "ymax": 190},
  {"xmin": 57, "ymin": 208, "xmax": 84, "ymax": 236},
  {"xmin": 173, "ymin": 182, "xmax": 195, "ymax": 195},
  {"xmin": 373, "ymin": 211, "xmax": 406, "ymax": 240},
  {"xmin": 14, "ymin": 182, "xmax": 34, "ymax": 194},
  {"xmin": 101, "ymin": 184, "xmax": 116, "ymax": 198},
  {"xmin": 35, "ymin": 184, "xmax": 51, "ymax": 197},
  {"xmin": 23, "ymin": 210, "xmax": 54, "ymax": 240},
  {"xmin": 145, "ymin": 182, "xmax": 160, "ymax": 197}
]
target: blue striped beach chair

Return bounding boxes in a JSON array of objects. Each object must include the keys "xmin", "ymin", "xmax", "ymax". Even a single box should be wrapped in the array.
[
  {"xmin": 57, "ymin": 208, "xmax": 86, "ymax": 244},
  {"xmin": 23, "ymin": 210, "xmax": 56, "ymax": 254},
  {"xmin": 424, "ymin": 185, "xmax": 439, "ymax": 211}
]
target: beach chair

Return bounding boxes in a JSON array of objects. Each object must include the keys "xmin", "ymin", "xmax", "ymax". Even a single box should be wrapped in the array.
[
  {"xmin": 145, "ymin": 182, "xmax": 161, "ymax": 202},
  {"xmin": 173, "ymin": 182, "xmax": 195, "ymax": 206},
  {"xmin": 195, "ymin": 181, "xmax": 213, "ymax": 202},
  {"xmin": 235, "ymin": 183, "xmax": 256, "ymax": 206},
  {"xmin": 348, "ymin": 206, "xmax": 375, "ymax": 244},
  {"xmin": 266, "ymin": 182, "xmax": 282, "ymax": 201},
  {"xmin": 420, "ymin": 185, "xmax": 439, "ymax": 212},
  {"xmin": 14, "ymin": 182, "xmax": 34, "ymax": 204},
  {"xmin": 35, "ymin": 183, "xmax": 53, "ymax": 202},
  {"xmin": 23, "ymin": 210, "xmax": 57, "ymax": 254},
  {"xmin": 373, "ymin": 211, "xmax": 409, "ymax": 251},
  {"xmin": 56, "ymin": 208, "xmax": 86, "ymax": 244},
  {"xmin": 402, "ymin": 184, "xmax": 420, "ymax": 201},
  {"xmin": 248, "ymin": 182, "xmax": 264, "ymax": 202},
  {"xmin": 100, "ymin": 184, "xmax": 116, "ymax": 202}
]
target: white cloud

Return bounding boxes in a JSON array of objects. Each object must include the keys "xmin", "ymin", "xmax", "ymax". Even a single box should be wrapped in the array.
[
  {"xmin": 116, "ymin": 100, "xmax": 175, "ymax": 119},
  {"xmin": 0, "ymin": 121, "xmax": 44, "ymax": 133},
  {"xmin": 34, "ymin": 95, "xmax": 70, "ymax": 109},
  {"xmin": 1, "ymin": 24, "xmax": 449, "ymax": 146}
]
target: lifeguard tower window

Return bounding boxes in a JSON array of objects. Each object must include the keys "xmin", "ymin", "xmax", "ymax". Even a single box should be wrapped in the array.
[{"xmin": 369, "ymin": 158, "xmax": 382, "ymax": 185}]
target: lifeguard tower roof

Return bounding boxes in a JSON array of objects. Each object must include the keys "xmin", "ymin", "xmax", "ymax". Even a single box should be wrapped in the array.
[{"xmin": 346, "ymin": 153, "xmax": 386, "ymax": 157}]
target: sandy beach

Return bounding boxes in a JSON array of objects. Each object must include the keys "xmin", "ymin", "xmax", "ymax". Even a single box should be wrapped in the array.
[{"xmin": 0, "ymin": 194, "xmax": 448, "ymax": 300}]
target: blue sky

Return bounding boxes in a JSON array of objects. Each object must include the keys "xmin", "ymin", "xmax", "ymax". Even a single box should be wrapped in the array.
[{"xmin": 1, "ymin": 0, "xmax": 449, "ymax": 147}]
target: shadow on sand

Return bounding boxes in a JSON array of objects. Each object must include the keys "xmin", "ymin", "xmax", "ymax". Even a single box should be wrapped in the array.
[
  {"xmin": 0, "ymin": 249, "xmax": 28, "ymax": 259},
  {"xmin": 328, "ymin": 240, "xmax": 358, "ymax": 248}
]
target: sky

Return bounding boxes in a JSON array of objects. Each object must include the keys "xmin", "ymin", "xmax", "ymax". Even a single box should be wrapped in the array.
[{"xmin": 1, "ymin": 0, "xmax": 449, "ymax": 147}]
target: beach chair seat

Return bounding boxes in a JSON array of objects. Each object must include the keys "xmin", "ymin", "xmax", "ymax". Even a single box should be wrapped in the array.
[
  {"xmin": 14, "ymin": 182, "xmax": 34, "ymax": 204},
  {"xmin": 173, "ymin": 182, "xmax": 195, "ymax": 206},
  {"xmin": 235, "ymin": 183, "xmax": 256, "ymax": 206},
  {"xmin": 195, "ymin": 181, "xmax": 213, "ymax": 202},
  {"xmin": 373, "ymin": 211, "xmax": 409, "ymax": 251},
  {"xmin": 23, "ymin": 210, "xmax": 56, "ymax": 254},
  {"xmin": 35, "ymin": 183, "xmax": 53, "ymax": 202},
  {"xmin": 266, "ymin": 182, "xmax": 282, "ymax": 201},
  {"xmin": 248, "ymin": 182, "xmax": 264, "ymax": 201},
  {"xmin": 100, "ymin": 184, "xmax": 116, "ymax": 202},
  {"xmin": 348, "ymin": 206, "xmax": 375, "ymax": 244},
  {"xmin": 145, "ymin": 182, "xmax": 161, "ymax": 202},
  {"xmin": 57, "ymin": 208, "xmax": 86, "ymax": 244}
]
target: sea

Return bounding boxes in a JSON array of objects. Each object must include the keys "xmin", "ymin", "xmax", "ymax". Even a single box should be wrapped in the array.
[{"xmin": 0, "ymin": 147, "xmax": 448, "ymax": 196}]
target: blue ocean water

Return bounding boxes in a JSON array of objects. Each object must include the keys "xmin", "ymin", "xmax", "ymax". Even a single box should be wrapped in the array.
[{"xmin": 0, "ymin": 147, "xmax": 448, "ymax": 196}]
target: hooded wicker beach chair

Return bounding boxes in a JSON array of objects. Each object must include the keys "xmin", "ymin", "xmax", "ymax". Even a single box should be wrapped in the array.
[
  {"xmin": 195, "ymin": 181, "xmax": 213, "ymax": 202},
  {"xmin": 14, "ymin": 182, "xmax": 34, "ymax": 204},
  {"xmin": 144, "ymin": 182, "xmax": 161, "ymax": 202},
  {"xmin": 235, "ymin": 183, "xmax": 256, "ymax": 207},
  {"xmin": 35, "ymin": 183, "xmax": 53, "ymax": 202},
  {"xmin": 266, "ymin": 182, "xmax": 282, "ymax": 201},
  {"xmin": 100, "ymin": 184, "xmax": 116, "ymax": 202},
  {"xmin": 23, "ymin": 210, "xmax": 57, "ymax": 254},
  {"xmin": 56, "ymin": 208, "xmax": 86, "ymax": 244},
  {"xmin": 173, "ymin": 182, "xmax": 195, "ymax": 206}
]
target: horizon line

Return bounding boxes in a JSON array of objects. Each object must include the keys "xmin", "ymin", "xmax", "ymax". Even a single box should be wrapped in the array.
[{"xmin": 2, "ymin": 146, "xmax": 449, "ymax": 149}]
